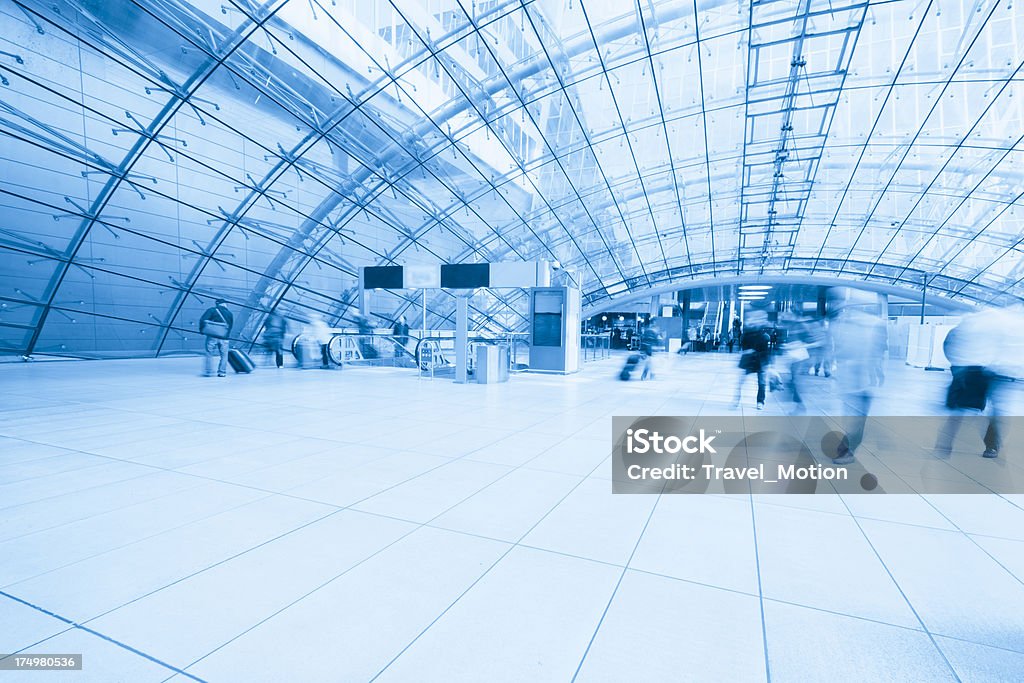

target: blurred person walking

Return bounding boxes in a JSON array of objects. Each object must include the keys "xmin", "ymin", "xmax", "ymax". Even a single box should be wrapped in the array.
[
  {"xmin": 392, "ymin": 315, "xmax": 410, "ymax": 358},
  {"xmin": 986, "ymin": 305, "xmax": 1024, "ymax": 458},
  {"xmin": 871, "ymin": 321, "xmax": 888, "ymax": 387},
  {"xmin": 808, "ymin": 317, "xmax": 832, "ymax": 377},
  {"xmin": 354, "ymin": 313, "xmax": 379, "ymax": 359},
  {"xmin": 734, "ymin": 310, "xmax": 771, "ymax": 410},
  {"xmin": 199, "ymin": 299, "xmax": 233, "ymax": 378},
  {"xmin": 307, "ymin": 314, "xmax": 332, "ymax": 369},
  {"xmin": 263, "ymin": 311, "xmax": 286, "ymax": 369},
  {"xmin": 682, "ymin": 325, "xmax": 697, "ymax": 354},
  {"xmin": 937, "ymin": 306, "xmax": 1024, "ymax": 458},
  {"xmin": 639, "ymin": 322, "xmax": 662, "ymax": 380},
  {"xmin": 828, "ymin": 289, "xmax": 887, "ymax": 465},
  {"xmin": 780, "ymin": 313, "xmax": 812, "ymax": 414}
]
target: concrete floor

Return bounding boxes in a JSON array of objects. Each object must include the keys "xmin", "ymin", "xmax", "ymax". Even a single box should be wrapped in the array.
[{"xmin": 1, "ymin": 352, "xmax": 1024, "ymax": 682}]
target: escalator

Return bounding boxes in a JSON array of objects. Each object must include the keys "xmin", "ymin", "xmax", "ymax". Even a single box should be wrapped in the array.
[{"xmin": 289, "ymin": 333, "xmax": 419, "ymax": 368}]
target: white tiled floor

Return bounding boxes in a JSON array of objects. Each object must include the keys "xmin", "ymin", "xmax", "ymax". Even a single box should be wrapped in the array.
[{"xmin": 1, "ymin": 352, "xmax": 1023, "ymax": 682}]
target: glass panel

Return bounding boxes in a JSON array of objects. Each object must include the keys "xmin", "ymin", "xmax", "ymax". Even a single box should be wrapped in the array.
[{"xmin": 9, "ymin": 0, "xmax": 1024, "ymax": 358}]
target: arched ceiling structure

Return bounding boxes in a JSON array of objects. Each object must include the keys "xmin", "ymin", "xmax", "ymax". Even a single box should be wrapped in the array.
[{"xmin": 1, "ymin": 0, "xmax": 1022, "ymax": 357}]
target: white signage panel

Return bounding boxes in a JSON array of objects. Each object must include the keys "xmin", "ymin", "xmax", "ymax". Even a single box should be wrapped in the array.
[{"xmin": 404, "ymin": 265, "xmax": 441, "ymax": 288}]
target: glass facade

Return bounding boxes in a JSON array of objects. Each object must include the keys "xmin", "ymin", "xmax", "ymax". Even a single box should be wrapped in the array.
[{"xmin": 2, "ymin": 0, "xmax": 1023, "ymax": 357}]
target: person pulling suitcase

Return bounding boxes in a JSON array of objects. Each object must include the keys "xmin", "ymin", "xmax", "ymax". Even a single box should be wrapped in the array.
[
  {"xmin": 639, "ymin": 323, "xmax": 662, "ymax": 380},
  {"xmin": 200, "ymin": 299, "xmax": 233, "ymax": 377},
  {"xmin": 619, "ymin": 352, "xmax": 642, "ymax": 381}
]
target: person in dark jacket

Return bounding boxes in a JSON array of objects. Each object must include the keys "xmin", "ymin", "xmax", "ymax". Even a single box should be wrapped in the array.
[
  {"xmin": 935, "ymin": 316, "xmax": 999, "ymax": 458},
  {"xmin": 200, "ymin": 299, "xmax": 233, "ymax": 377},
  {"xmin": 734, "ymin": 311, "xmax": 771, "ymax": 410},
  {"xmin": 639, "ymin": 323, "xmax": 662, "ymax": 380},
  {"xmin": 263, "ymin": 311, "xmax": 286, "ymax": 369}
]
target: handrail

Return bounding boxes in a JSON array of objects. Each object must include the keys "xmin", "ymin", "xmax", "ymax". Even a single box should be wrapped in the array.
[
  {"xmin": 288, "ymin": 330, "xmax": 608, "ymax": 371},
  {"xmin": 414, "ymin": 333, "xmax": 530, "ymax": 375},
  {"xmin": 580, "ymin": 332, "xmax": 612, "ymax": 362},
  {"xmin": 287, "ymin": 330, "xmax": 529, "ymax": 374},
  {"xmin": 290, "ymin": 332, "xmax": 419, "ymax": 367}
]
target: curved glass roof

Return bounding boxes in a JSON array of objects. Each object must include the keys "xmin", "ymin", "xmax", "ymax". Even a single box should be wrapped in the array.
[{"xmin": 1, "ymin": 0, "xmax": 1022, "ymax": 356}]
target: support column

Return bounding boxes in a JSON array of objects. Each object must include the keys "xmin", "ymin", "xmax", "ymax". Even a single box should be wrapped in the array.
[
  {"xmin": 880, "ymin": 292, "xmax": 890, "ymax": 364},
  {"xmin": 455, "ymin": 294, "xmax": 469, "ymax": 384},
  {"xmin": 920, "ymin": 273, "xmax": 928, "ymax": 324},
  {"xmin": 719, "ymin": 299, "xmax": 729, "ymax": 341},
  {"xmin": 679, "ymin": 290, "xmax": 691, "ymax": 346},
  {"xmin": 817, "ymin": 286, "xmax": 827, "ymax": 318},
  {"xmin": 358, "ymin": 268, "xmax": 366, "ymax": 317}
]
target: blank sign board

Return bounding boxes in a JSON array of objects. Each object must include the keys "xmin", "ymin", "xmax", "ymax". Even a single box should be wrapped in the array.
[
  {"xmin": 533, "ymin": 291, "xmax": 563, "ymax": 313},
  {"xmin": 441, "ymin": 263, "xmax": 489, "ymax": 289},
  {"xmin": 533, "ymin": 314, "xmax": 562, "ymax": 347},
  {"xmin": 363, "ymin": 266, "xmax": 403, "ymax": 289},
  {"xmin": 404, "ymin": 265, "xmax": 440, "ymax": 288},
  {"xmin": 361, "ymin": 261, "xmax": 544, "ymax": 289},
  {"xmin": 490, "ymin": 261, "xmax": 538, "ymax": 288}
]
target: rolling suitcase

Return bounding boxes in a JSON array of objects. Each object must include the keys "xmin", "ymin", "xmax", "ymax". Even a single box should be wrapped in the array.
[
  {"xmin": 619, "ymin": 353, "xmax": 642, "ymax": 381},
  {"xmin": 228, "ymin": 349, "xmax": 255, "ymax": 374}
]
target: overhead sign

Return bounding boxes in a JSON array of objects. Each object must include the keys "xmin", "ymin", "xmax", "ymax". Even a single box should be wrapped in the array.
[
  {"xmin": 441, "ymin": 263, "xmax": 490, "ymax": 289},
  {"xmin": 404, "ymin": 264, "xmax": 441, "ymax": 288},
  {"xmin": 360, "ymin": 261, "xmax": 549, "ymax": 290},
  {"xmin": 363, "ymin": 266, "xmax": 403, "ymax": 289},
  {"xmin": 491, "ymin": 261, "xmax": 542, "ymax": 288}
]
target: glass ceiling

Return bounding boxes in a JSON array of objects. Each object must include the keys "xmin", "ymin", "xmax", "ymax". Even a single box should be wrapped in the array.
[{"xmin": 1, "ymin": 0, "xmax": 1023, "ymax": 356}]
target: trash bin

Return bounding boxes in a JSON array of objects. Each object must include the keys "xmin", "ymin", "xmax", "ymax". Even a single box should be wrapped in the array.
[
  {"xmin": 476, "ymin": 344, "xmax": 509, "ymax": 384},
  {"xmin": 497, "ymin": 344, "xmax": 509, "ymax": 382}
]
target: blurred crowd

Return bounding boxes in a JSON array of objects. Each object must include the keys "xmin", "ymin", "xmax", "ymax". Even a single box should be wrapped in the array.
[
  {"xmin": 197, "ymin": 301, "xmax": 417, "ymax": 374},
  {"xmin": 725, "ymin": 288, "xmax": 1024, "ymax": 465}
]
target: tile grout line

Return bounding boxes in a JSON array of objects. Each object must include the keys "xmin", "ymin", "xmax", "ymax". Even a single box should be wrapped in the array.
[
  {"xmin": 168, "ymin": 416, "xmax": 611, "ymax": 677},
  {"xmin": 15, "ymin": 389, "xmax": 610, "ymax": 680},
  {"xmin": 2, "ymin": 354, "xmax": 1019, "ymax": 680},
  {"xmin": 568, "ymin": 493, "xmax": 663, "ymax": 683},
  {"xmin": 364, "ymin": 433, "xmax": 622, "ymax": 681},
  {"xmin": 2, "ymin": 391, "xmax": 608, "ymax": 598},
  {"xmin": 2, "ymin": 490, "xmax": 284, "ymax": 591},
  {"xmin": 297, "ymin": 502, "xmax": 1024, "ymax": 659},
  {"xmin": 835, "ymin": 496, "xmax": 964, "ymax": 681},
  {"xmin": 744, "ymin": 428, "xmax": 773, "ymax": 683},
  {"xmin": 567, "ymin": 388, "xmax": 688, "ymax": 681},
  {"xmin": 0, "ymin": 589, "xmax": 207, "ymax": 682}
]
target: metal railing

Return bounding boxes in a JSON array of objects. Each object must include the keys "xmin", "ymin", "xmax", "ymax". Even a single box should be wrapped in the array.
[
  {"xmin": 290, "ymin": 333, "xmax": 418, "ymax": 368},
  {"xmin": 288, "ymin": 331, "xmax": 531, "ymax": 377},
  {"xmin": 414, "ymin": 332, "xmax": 529, "ymax": 378},
  {"xmin": 580, "ymin": 333, "xmax": 612, "ymax": 362},
  {"xmin": 287, "ymin": 331, "xmax": 612, "ymax": 372}
]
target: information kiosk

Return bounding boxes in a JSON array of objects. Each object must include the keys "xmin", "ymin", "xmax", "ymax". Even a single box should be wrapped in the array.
[{"xmin": 528, "ymin": 287, "xmax": 581, "ymax": 374}]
